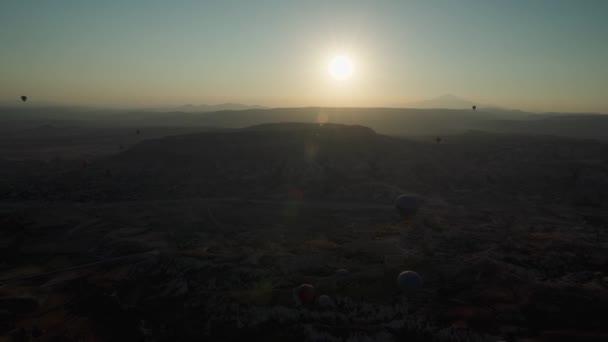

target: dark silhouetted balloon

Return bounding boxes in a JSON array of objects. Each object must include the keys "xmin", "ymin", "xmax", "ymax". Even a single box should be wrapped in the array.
[
  {"xmin": 436, "ymin": 137, "xmax": 442, "ymax": 143},
  {"xmin": 397, "ymin": 271, "xmax": 423, "ymax": 292},
  {"xmin": 21, "ymin": 96, "xmax": 27, "ymax": 102},
  {"xmin": 395, "ymin": 194, "xmax": 422, "ymax": 219},
  {"xmin": 294, "ymin": 284, "xmax": 315, "ymax": 305},
  {"xmin": 317, "ymin": 294, "xmax": 333, "ymax": 308},
  {"xmin": 136, "ymin": 129, "xmax": 140, "ymax": 135},
  {"xmin": 472, "ymin": 105, "xmax": 476, "ymax": 110},
  {"xmin": 335, "ymin": 269, "xmax": 350, "ymax": 287}
]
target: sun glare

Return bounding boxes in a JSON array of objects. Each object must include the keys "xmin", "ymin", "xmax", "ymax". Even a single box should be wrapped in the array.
[{"xmin": 328, "ymin": 55, "xmax": 354, "ymax": 81}]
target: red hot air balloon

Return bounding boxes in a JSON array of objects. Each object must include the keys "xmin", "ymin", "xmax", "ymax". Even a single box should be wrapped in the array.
[{"xmin": 293, "ymin": 284, "xmax": 315, "ymax": 305}]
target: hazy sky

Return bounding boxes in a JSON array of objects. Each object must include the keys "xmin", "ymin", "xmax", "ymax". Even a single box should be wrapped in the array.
[{"xmin": 1, "ymin": 0, "xmax": 607, "ymax": 112}]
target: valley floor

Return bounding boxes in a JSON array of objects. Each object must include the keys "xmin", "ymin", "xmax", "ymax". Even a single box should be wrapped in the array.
[{"xmin": 1, "ymin": 197, "xmax": 607, "ymax": 341}]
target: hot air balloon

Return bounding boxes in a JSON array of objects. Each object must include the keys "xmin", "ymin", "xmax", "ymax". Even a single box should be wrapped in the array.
[
  {"xmin": 436, "ymin": 137, "xmax": 442, "ymax": 143},
  {"xmin": 397, "ymin": 270, "xmax": 423, "ymax": 292},
  {"xmin": 335, "ymin": 268, "xmax": 350, "ymax": 287},
  {"xmin": 395, "ymin": 194, "xmax": 422, "ymax": 220},
  {"xmin": 21, "ymin": 96, "xmax": 27, "ymax": 102},
  {"xmin": 136, "ymin": 129, "xmax": 140, "ymax": 135},
  {"xmin": 472, "ymin": 105, "xmax": 476, "ymax": 110},
  {"xmin": 317, "ymin": 294, "xmax": 334, "ymax": 308},
  {"xmin": 293, "ymin": 284, "xmax": 315, "ymax": 305}
]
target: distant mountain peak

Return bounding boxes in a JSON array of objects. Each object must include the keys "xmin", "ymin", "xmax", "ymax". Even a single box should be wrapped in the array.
[
  {"xmin": 174, "ymin": 103, "xmax": 267, "ymax": 112},
  {"xmin": 406, "ymin": 94, "xmax": 476, "ymax": 109},
  {"xmin": 436, "ymin": 94, "xmax": 463, "ymax": 100}
]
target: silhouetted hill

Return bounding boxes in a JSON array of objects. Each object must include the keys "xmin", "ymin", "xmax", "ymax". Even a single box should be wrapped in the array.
[
  {"xmin": 483, "ymin": 114, "xmax": 608, "ymax": 141},
  {"xmin": 405, "ymin": 94, "xmax": 479, "ymax": 109},
  {"xmin": 98, "ymin": 123, "xmax": 400, "ymax": 200},
  {"xmin": 174, "ymin": 103, "xmax": 267, "ymax": 112},
  {"xmin": 3, "ymin": 123, "xmax": 607, "ymax": 207},
  {"xmin": 2, "ymin": 105, "xmax": 607, "ymax": 140},
  {"xmin": 189, "ymin": 107, "xmax": 530, "ymax": 135},
  {"xmin": 404, "ymin": 94, "xmax": 509, "ymax": 110}
]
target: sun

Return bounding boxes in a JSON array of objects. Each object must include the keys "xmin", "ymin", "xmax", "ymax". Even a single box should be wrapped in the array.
[{"xmin": 328, "ymin": 55, "xmax": 354, "ymax": 81}]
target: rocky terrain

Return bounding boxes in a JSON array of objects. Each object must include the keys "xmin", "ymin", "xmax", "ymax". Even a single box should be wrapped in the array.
[{"xmin": 1, "ymin": 123, "xmax": 607, "ymax": 341}]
